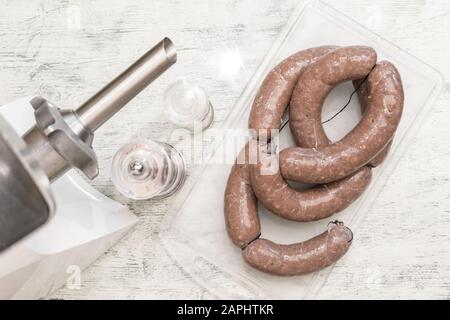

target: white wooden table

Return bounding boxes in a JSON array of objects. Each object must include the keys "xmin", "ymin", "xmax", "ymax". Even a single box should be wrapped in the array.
[{"xmin": 0, "ymin": 0, "xmax": 449, "ymax": 299}]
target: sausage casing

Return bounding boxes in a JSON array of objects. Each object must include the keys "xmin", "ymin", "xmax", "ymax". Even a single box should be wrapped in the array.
[
  {"xmin": 243, "ymin": 221, "xmax": 353, "ymax": 276},
  {"xmin": 354, "ymin": 78, "xmax": 392, "ymax": 167}
]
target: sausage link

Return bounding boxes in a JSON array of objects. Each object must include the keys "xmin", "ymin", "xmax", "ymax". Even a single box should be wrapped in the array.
[
  {"xmin": 248, "ymin": 46, "xmax": 336, "ymax": 139},
  {"xmin": 243, "ymin": 221, "xmax": 352, "ymax": 276},
  {"xmin": 280, "ymin": 60, "xmax": 404, "ymax": 184},
  {"xmin": 224, "ymin": 143, "xmax": 260, "ymax": 248},
  {"xmin": 250, "ymin": 151, "xmax": 371, "ymax": 221},
  {"xmin": 289, "ymin": 46, "xmax": 377, "ymax": 147},
  {"xmin": 354, "ymin": 78, "xmax": 392, "ymax": 166}
]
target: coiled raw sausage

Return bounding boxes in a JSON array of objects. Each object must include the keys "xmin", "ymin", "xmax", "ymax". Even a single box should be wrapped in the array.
[
  {"xmin": 223, "ymin": 46, "xmax": 404, "ymax": 277},
  {"xmin": 280, "ymin": 60, "xmax": 404, "ymax": 184}
]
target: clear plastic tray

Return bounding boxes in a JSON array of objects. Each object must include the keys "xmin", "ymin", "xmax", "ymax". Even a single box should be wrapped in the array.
[{"xmin": 160, "ymin": 0, "xmax": 444, "ymax": 299}]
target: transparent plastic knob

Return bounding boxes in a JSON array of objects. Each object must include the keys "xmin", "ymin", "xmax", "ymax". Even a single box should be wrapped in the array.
[
  {"xmin": 111, "ymin": 140, "xmax": 186, "ymax": 200},
  {"xmin": 163, "ymin": 78, "xmax": 214, "ymax": 131}
]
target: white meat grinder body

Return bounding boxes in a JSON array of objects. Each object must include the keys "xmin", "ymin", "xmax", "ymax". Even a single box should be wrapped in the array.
[{"xmin": 0, "ymin": 97, "xmax": 138, "ymax": 299}]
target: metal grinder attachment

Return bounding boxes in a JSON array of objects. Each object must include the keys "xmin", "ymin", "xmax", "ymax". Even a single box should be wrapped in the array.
[{"xmin": 0, "ymin": 38, "xmax": 177, "ymax": 251}]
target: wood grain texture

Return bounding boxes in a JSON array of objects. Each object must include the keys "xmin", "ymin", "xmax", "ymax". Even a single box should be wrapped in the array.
[{"xmin": 0, "ymin": 0, "xmax": 449, "ymax": 299}]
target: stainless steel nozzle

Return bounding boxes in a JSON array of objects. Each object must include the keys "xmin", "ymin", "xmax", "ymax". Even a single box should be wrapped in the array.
[
  {"xmin": 77, "ymin": 37, "xmax": 177, "ymax": 132},
  {"xmin": 23, "ymin": 38, "xmax": 177, "ymax": 181}
]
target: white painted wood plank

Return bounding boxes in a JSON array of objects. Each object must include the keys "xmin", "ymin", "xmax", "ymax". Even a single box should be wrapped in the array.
[{"xmin": 0, "ymin": 0, "xmax": 448, "ymax": 299}]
